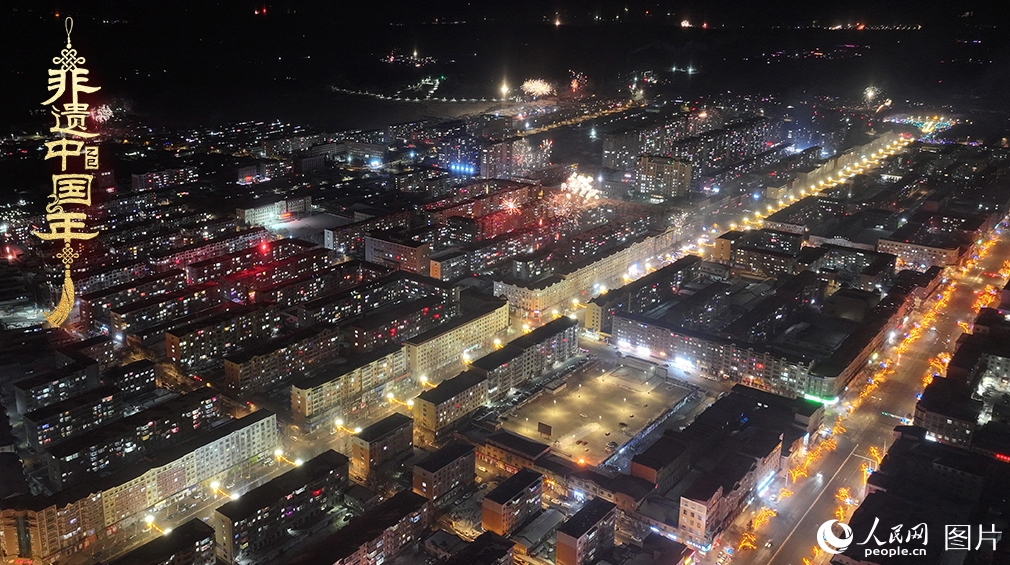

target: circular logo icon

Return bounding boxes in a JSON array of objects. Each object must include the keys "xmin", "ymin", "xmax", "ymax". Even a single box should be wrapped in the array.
[{"xmin": 817, "ymin": 520, "xmax": 854, "ymax": 554}]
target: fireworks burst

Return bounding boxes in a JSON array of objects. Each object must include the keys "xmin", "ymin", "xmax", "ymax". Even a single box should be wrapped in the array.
[
  {"xmin": 92, "ymin": 104, "xmax": 113, "ymax": 124},
  {"xmin": 503, "ymin": 198, "xmax": 521, "ymax": 215},
  {"xmin": 561, "ymin": 172, "xmax": 600, "ymax": 200},
  {"xmin": 522, "ymin": 79, "xmax": 555, "ymax": 98},
  {"xmin": 548, "ymin": 173, "xmax": 601, "ymax": 223},
  {"xmin": 570, "ymin": 71, "xmax": 587, "ymax": 93}
]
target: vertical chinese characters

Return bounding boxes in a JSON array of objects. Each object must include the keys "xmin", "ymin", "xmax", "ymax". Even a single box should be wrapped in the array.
[{"xmin": 33, "ymin": 17, "xmax": 100, "ymax": 326}]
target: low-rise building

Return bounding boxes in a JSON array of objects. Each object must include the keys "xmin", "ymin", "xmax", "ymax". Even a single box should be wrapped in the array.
[
  {"xmin": 556, "ymin": 497, "xmax": 617, "ymax": 565},
  {"xmin": 413, "ymin": 442, "xmax": 476, "ymax": 504},
  {"xmin": 402, "ymin": 299, "xmax": 509, "ymax": 378},
  {"xmin": 344, "ymin": 296, "xmax": 448, "ymax": 353},
  {"xmin": 45, "ymin": 389, "xmax": 221, "ymax": 490},
  {"xmin": 110, "ymin": 283, "xmax": 220, "ymax": 336},
  {"xmin": 285, "ymin": 490, "xmax": 431, "ymax": 565},
  {"xmin": 0, "ymin": 411, "xmax": 279, "ymax": 565},
  {"xmin": 214, "ymin": 450, "xmax": 348, "ymax": 564},
  {"xmin": 350, "ymin": 413, "xmax": 413, "ymax": 483},
  {"xmin": 166, "ymin": 303, "xmax": 279, "ymax": 369},
  {"xmin": 289, "ymin": 346, "xmax": 407, "ymax": 431},
  {"xmin": 913, "ymin": 377, "xmax": 981, "ymax": 446},
  {"xmin": 468, "ymin": 316, "xmax": 579, "ymax": 400},
  {"xmin": 413, "ymin": 371, "xmax": 488, "ymax": 445},
  {"xmin": 630, "ymin": 435, "xmax": 692, "ymax": 494},
  {"xmin": 222, "ymin": 323, "xmax": 340, "ymax": 396},
  {"xmin": 103, "ymin": 359, "xmax": 157, "ymax": 397},
  {"xmin": 13, "ymin": 355, "xmax": 100, "ymax": 414},
  {"xmin": 481, "ymin": 468, "xmax": 543, "ymax": 537},
  {"xmin": 23, "ymin": 385, "xmax": 123, "ymax": 450},
  {"xmin": 365, "ymin": 231, "xmax": 432, "ymax": 276}
]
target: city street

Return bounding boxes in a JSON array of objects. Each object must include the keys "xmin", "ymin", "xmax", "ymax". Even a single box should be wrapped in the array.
[{"xmin": 713, "ymin": 224, "xmax": 1010, "ymax": 565}]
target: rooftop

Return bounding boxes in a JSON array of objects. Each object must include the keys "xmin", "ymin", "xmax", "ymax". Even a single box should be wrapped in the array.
[
  {"xmin": 484, "ymin": 468, "xmax": 542, "ymax": 505},
  {"xmin": 290, "ymin": 344, "xmax": 403, "ymax": 391},
  {"xmin": 448, "ymin": 532, "xmax": 514, "ymax": 565},
  {"xmin": 403, "ymin": 301, "xmax": 508, "ymax": 346},
  {"xmin": 346, "ymin": 296, "xmax": 443, "ymax": 331},
  {"xmin": 632, "ymin": 435, "xmax": 691, "ymax": 471},
  {"xmin": 415, "ymin": 442, "xmax": 475, "ymax": 473},
  {"xmin": 111, "ymin": 283, "xmax": 218, "ymax": 316},
  {"xmin": 355, "ymin": 413, "xmax": 412, "ymax": 444},
  {"xmin": 416, "ymin": 371, "xmax": 487, "ymax": 406},
  {"xmin": 47, "ymin": 389, "xmax": 219, "ymax": 459},
  {"xmin": 485, "ymin": 430, "xmax": 550, "ymax": 462},
  {"xmin": 13, "ymin": 359, "xmax": 97, "ymax": 392},
  {"xmin": 557, "ymin": 497, "xmax": 616, "ymax": 539}
]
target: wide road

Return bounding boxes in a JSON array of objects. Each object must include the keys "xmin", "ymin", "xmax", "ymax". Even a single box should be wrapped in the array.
[{"xmin": 714, "ymin": 224, "xmax": 1009, "ymax": 565}]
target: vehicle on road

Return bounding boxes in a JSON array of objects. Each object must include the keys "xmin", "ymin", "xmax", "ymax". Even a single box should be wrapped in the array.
[{"xmin": 478, "ymin": 465, "xmax": 488, "ymax": 472}]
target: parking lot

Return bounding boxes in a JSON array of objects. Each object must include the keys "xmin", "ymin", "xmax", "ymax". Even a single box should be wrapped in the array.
[{"xmin": 500, "ymin": 362, "xmax": 691, "ymax": 465}]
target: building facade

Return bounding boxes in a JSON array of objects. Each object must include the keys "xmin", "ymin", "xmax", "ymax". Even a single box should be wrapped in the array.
[
  {"xmin": 481, "ymin": 468, "xmax": 543, "ymax": 537},
  {"xmin": 214, "ymin": 450, "xmax": 348, "ymax": 564},
  {"xmin": 350, "ymin": 413, "xmax": 413, "ymax": 483},
  {"xmin": 556, "ymin": 497, "xmax": 617, "ymax": 565},
  {"xmin": 413, "ymin": 442, "xmax": 476, "ymax": 504}
]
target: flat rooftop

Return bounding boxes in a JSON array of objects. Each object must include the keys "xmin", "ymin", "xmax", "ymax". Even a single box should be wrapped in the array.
[
  {"xmin": 416, "ymin": 371, "xmax": 486, "ymax": 406},
  {"xmin": 557, "ymin": 497, "xmax": 616, "ymax": 539},
  {"xmin": 485, "ymin": 430, "xmax": 550, "ymax": 461},
  {"xmin": 484, "ymin": 468, "xmax": 542, "ymax": 505},
  {"xmin": 23, "ymin": 384, "xmax": 120, "ymax": 422},
  {"xmin": 415, "ymin": 442, "xmax": 474, "ymax": 473},
  {"xmin": 355, "ymin": 413, "xmax": 412, "ymax": 444}
]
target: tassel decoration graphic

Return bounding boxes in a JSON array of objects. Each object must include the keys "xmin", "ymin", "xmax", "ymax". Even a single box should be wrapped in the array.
[
  {"xmin": 45, "ymin": 243, "xmax": 79, "ymax": 327},
  {"xmin": 46, "ymin": 267, "xmax": 74, "ymax": 326}
]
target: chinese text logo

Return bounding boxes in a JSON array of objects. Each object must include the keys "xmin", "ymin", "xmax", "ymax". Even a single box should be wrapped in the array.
[{"xmin": 34, "ymin": 17, "xmax": 101, "ymax": 326}]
